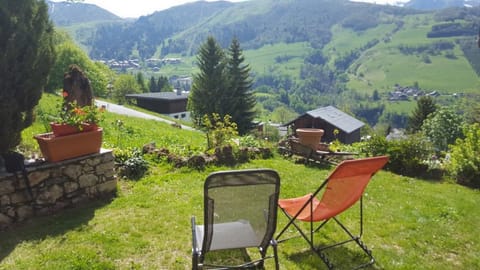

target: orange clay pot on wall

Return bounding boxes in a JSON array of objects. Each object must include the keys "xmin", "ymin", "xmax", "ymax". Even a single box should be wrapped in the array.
[
  {"xmin": 296, "ymin": 128, "xmax": 324, "ymax": 150},
  {"xmin": 34, "ymin": 128, "xmax": 102, "ymax": 162}
]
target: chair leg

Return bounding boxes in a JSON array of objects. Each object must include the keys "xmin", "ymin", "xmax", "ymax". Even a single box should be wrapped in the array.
[
  {"xmin": 192, "ymin": 252, "xmax": 199, "ymax": 270},
  {"xmin": 271, "ymin": 239, "xmax": 279, "ymax": 270}
]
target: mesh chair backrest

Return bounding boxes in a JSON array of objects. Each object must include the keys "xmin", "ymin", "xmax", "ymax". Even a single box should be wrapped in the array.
[
  {"xmin": 318, "ymin": 156, "xmax": 389, "ymax": 218},
  {"xmin": 203, "ymin": 169, "xmax": 280, "ymax": 253}
]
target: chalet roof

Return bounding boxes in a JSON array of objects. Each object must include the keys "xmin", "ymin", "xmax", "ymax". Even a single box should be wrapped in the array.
[
  {"xmin": 126, "ymin": 92, "xmax": 188, "ymax": 101},
  {"xmin": 286, "ymin": 106, "xmax": 365, "ymax": 134}
]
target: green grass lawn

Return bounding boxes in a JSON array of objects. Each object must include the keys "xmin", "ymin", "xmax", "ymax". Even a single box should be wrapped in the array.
[
  {"xmin": 1, "ymin": 158, "xmax": 479, "ymax": 269},
  {"xmin": 2, "ymin": 95, "xmax": 479, "ymax": 269}
]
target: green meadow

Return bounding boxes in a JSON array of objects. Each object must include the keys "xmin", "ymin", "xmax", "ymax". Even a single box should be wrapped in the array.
[{"xmin": 343, "ymin": 14, "xmax": 480, "ymax": 94}]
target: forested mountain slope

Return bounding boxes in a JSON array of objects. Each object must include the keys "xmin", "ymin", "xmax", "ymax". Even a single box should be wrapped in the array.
[
  {"xmin": 84, "ymin": 0, "xmax": 423, "ymax": 59},
  {"xmin": 50, "ymin": 0, "xmax": 480, "ymax": 128}
]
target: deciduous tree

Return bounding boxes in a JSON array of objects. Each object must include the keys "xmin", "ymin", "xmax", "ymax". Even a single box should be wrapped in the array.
[
  {"xmin": 422, "ymin": 107, "xmax": 464, "ymax": 151},
  {"xmin": 113, "ymin": 74, "xmax": 141, "ymax": 104},
  {"xmin": 46, "ymin": 40, "xmax": 110, "ymax": 97}
]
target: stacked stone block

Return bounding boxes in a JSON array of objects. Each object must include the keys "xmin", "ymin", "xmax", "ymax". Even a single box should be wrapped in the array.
[{"xmin": 0, "ymin": 150, "xmax": 116, "ymax": 229}]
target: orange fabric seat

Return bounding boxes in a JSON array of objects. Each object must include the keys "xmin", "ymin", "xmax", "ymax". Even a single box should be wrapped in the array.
[{"xmin": 276, "ymin": 156, "xmax": 389, "ymax": 269}]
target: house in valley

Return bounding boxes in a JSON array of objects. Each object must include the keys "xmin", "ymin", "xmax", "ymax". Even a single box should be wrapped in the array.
[
  {"xmin": 284, "ymin": 106, "xmax": 365, "ymax": 144},
  {"xmin": 126, "ymin": 91, "xmax": 190, "ymax": 120}
]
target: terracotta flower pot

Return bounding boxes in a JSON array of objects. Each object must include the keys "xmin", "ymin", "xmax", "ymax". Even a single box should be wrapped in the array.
[
  {"xmin": 50, "ymin": 122, "xmax": 98, "ymax": 137},
  {"xmin": 34, "ymin": 128, "xmax": 102, "ymax": 162},
  {"xmin": 296, "ymin": 128, "xmax": 324, "ymax": 150}
]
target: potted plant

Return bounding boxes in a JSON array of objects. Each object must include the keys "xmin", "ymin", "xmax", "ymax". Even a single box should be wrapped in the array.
[
  {"xmin": 34, "ymin": 91, "xmax": 105, "ymax": 162},
  {"xmin": 50, "ymin": 91, "xmax": 104, "ymax": 136},
  {"xmin": 34, "ymin": 128, "xmax": 103, "ymax": 162}
]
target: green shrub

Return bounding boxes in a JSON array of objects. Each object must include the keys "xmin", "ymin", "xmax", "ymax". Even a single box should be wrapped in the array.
[
  {"xmin": 360, "ymin": 134, "xmax": 435, "ymax": 177},
  {"xmin": 238, "ymin": 135, "xmax": 262, "ymax": 148},
  {"xmin": 358, "ymin": 135, "xmax": 389, "ymax": 157},
  {"xmin": 114, "ymin": 148, "xmax": 149, "ymax": 180},
  {"xmin": 202, "ymin": 113, "xmax": 238, "ymax": 150},
  {"xmin": 446, "ymin": 123, "xmax": 480, "ymax": 187},
  {"xmin": 422, "ymin": 107, "xmax": 464, "ymax": 152}
]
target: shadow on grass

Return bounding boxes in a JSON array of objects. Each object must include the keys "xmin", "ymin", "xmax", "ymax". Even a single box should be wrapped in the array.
[
  {"xmin": 287, "ymin": 244, "xmax": 382, "ymax": 270},
  {"xmin": 202, "ymin": 248, "xmax": 268, "ymax": 269},
  {"xmin": 292, "ymin": 157, "xmax": 334, "ymax": 170},
  {"xmin": 0, "ymin": 199, "xmax": 111, "ymax": 262}
]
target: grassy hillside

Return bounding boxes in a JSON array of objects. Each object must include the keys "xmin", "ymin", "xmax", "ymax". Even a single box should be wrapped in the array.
[
  {"xmin": 157, "ymin": 14, "xmax": 479, "ymax": 98},
  {"xmin": 3, "ymin": 94, "xmax": 479, "ymax": 269},
  {"xmin": 245, "ymin": 42, "xmax": 311, "ymax": 79},
  {"xmin": 20, "ymin": 94, "xmax": 205, "ymax": 157},
  {"xmin": 147, "ymin": 42, "xmax": 311, "ymax": 81},
  {"xmin": 344, "ymin": 14, "xmax": 480, "ymax": 94}
]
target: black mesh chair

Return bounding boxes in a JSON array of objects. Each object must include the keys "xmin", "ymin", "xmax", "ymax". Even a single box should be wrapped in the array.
[{"xmin": 191, "ymin": 169, "xmax": 281, "ymax": 269}]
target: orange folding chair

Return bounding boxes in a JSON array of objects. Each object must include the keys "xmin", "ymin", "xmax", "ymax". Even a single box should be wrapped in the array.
[{"xmin": 276, "ymin": 156, "xmax": 389, "ymax": 269}]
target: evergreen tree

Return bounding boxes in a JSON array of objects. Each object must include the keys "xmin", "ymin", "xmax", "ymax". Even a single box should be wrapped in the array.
[
  {"xmin": 157, "ymin": 76, "xmax": 171, "ymax": 92},
  {"xmin": 226, "ymin": 37, "xmax": 256, "ymax": 135},
  {"xmin": 149, "ymin": 76, "xmax": 157, "ymax": 92},
  {"xmin": 136, "ymin": 72, "xmax": 148, "ymax": 93},
  {"xmin": 188, "ymin": 36, "xmax": 228, "ymax": 126},
  {"xmin": 407, "ymin": 96, "xmax": 437, "ymax": 133},
  {"xmin": 372, "ymin": 89, "xmax": 380, "ymax": 101},
  {"xmin": 0, "ymin": 0, "xmax": 55, "ymax": 154}
]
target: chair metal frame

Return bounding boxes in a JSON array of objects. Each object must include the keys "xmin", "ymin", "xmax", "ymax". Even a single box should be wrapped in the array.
[
  {"xmin": 276, "ymin": 156, "xmax": 389, "ymax": 269},
  {"xmin": 192, "ymin": 169, "xmax": 281, "ymax": 270}
]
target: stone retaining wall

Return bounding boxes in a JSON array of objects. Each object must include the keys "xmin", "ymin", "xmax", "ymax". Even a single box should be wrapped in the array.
[{"xmin": 0, "ymin": 149, "xmax": 116, "ymax": 229}]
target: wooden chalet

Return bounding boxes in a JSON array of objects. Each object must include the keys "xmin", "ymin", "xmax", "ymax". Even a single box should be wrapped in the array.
[{"xmin": 285, "ymin": 106, "xmax": 365, "ymax": 144}]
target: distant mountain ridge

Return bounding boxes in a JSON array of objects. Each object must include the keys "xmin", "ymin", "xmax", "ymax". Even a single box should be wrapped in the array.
[
  {"xmin": 53, "ymin": 0, "xmax": 480, "ymax": 61},
  {"xmin": 47, "ymin": 0, "xmax": 122, "ymax": 26},
  {"xmin": 85, "ymin": 0, "xmax": 414, "ymax": 59},
  {"xmin": 405, "ymin": 0, "xmax": 480, "ymax": 10}
]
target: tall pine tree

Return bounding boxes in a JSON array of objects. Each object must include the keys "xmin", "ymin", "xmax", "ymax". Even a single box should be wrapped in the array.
[
  {"xmin": 157, "ymin": 76, "xmax": 171, "ymax": 92},
  {"xmin": 136, "ymin": 72, "xmax": 148, "ymax": 93},
  {"xmin": 226, "ymin": 37, "xmax": 256, "ymax": 135},
  {"xmin": 149, "ymin": 76, "xmax": 157, "ymax": 92},
  {"xmin": 188, "ymin": 36, "xmax": 228, "ymax": 126},
  {"xmin": 407, "ymin": 96, "xmax": 437, "ymax": 133},
  {"xmin": 189, "ymin": 36, "xmax": 256, "ymax": 134},
  {"xmin": 0, "ymin": 0, "xmax": 55, "ymax": 154}
]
